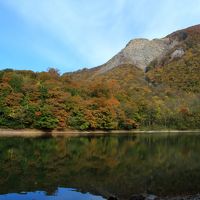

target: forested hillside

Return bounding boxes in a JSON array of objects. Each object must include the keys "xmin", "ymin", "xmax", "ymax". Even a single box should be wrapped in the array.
[
  {"xmin": 0, "ymin": 25, "xmax": 200, "ymax": 130},
  {"xmin": 146, "ymin": 25, "xmax": 200, "ymax": 92}
]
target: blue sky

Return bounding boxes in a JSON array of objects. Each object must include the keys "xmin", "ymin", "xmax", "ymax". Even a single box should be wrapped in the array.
[{"xmin": 0, "ymin": 0, "xmax": 200, "ymax": 73}]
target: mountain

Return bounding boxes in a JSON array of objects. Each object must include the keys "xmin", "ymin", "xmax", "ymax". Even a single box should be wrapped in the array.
[
  {"xmin": 0, "ymin": 25, "xmax": 200, "ymax": 131},
  {"xmin": 98, "ymin": 24, "xmax": 200, "ymax": 73},
  {"xmin": 67, "ymin": 25, "xmax": 200, "ymax": 78}
]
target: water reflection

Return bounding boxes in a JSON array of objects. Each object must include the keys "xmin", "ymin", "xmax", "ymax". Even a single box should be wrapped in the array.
[
  {"xmin": 0, "ymin": 133, "xmax": 200, "ymax": 199},
  {"xmin": 0, "ymin": 188, "xmax": 105, "ymax": 200}
]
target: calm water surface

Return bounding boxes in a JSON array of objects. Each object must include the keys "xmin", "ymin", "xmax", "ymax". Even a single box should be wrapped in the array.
[{"xmin": 0, "ymin": 133, "xmax": 200, "ymax": 199}]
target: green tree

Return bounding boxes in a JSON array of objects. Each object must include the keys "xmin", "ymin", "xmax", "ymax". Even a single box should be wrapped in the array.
[
  {"xmin": 69, "ymin": 109, "xmax": 90, "ymax": 130},
  {"xmin": 9, "ymin": 73, "xmax": 23, "ymax": 92}
]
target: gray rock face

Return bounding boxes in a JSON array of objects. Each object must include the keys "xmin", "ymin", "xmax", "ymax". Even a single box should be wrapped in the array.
[
  {"xmin": 96, "ymin": 37, "xmax": 178, "ymax": 74},
  {"xmin": 171, "ymin": 49, "xmax": 185, "ymax": 59}
]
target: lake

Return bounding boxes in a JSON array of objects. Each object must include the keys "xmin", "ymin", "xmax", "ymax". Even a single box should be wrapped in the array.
[{"xmin": 0, "ymin": 133, "xmax": 200, "ymax": 200}]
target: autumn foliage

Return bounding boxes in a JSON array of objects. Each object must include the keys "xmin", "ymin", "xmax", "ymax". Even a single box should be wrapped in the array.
[{"xmin": 1, "ymin": 26, "xmax": 200, "ymax": 131}]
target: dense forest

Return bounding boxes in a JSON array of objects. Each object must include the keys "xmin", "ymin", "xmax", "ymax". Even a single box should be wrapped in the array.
[{"xmin": 0, "ymin": 25, "xmax": 200, "ymax": 131}]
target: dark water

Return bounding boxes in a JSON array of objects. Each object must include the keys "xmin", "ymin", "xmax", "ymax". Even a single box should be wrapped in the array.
[{"xmin": 1, "ymin": 133, "xmax": 200, "ymax": 200}]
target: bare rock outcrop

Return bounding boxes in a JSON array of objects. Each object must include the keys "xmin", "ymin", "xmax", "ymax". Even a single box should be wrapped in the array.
[
  {"xmin": 171, "ymin": 49, "xmax": 185, "ymax": 59},
  {"xmin": 95, "ymin": 37, "xmax": 178, "ymax": 75}
]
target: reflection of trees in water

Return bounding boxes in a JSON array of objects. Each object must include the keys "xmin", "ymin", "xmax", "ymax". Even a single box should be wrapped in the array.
[{"xmin": 0, "ymin": 134, "xmax": 200, "ymax": 199}]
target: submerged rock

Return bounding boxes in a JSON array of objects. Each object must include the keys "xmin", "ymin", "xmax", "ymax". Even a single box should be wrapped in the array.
[
  {"xmin": 145, "ymin": 194, "xmax": 158, "ymax": 200},
  {"xmin": 107, "ymin": 196, "xmax": 118, "ymax": 200},
  {"xmin": 129, "ymin": 194, "xmax": 158, "ymax": 200},
  {"xmin": 130, "ymin": 194, "xmax": 145, "ymax": 200}
]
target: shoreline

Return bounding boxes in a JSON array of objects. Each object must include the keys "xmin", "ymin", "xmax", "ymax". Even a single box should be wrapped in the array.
[{"xmin": 0, "ymin": 128, "xmax": 200, "ymax": 138}]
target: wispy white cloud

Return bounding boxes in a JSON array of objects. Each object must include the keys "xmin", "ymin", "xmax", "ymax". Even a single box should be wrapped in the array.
[
  {"xmin": 2, "ymin": 0, "xmax": 200, "ymax": 72},
  {"xmin": 3, "ymin": 0, "xmax": 127, "ymax": 69}
]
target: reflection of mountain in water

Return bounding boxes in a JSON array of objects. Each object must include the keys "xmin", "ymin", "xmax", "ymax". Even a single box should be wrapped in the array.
[{"xmin": 1, "ymin": 134, "xmax": 200, "ymax": 199}]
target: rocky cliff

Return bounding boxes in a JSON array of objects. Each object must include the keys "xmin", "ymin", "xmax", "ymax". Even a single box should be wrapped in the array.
[{"xmin": 95, "ymin": 37, "xmax": 179, "ymax": 75}]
